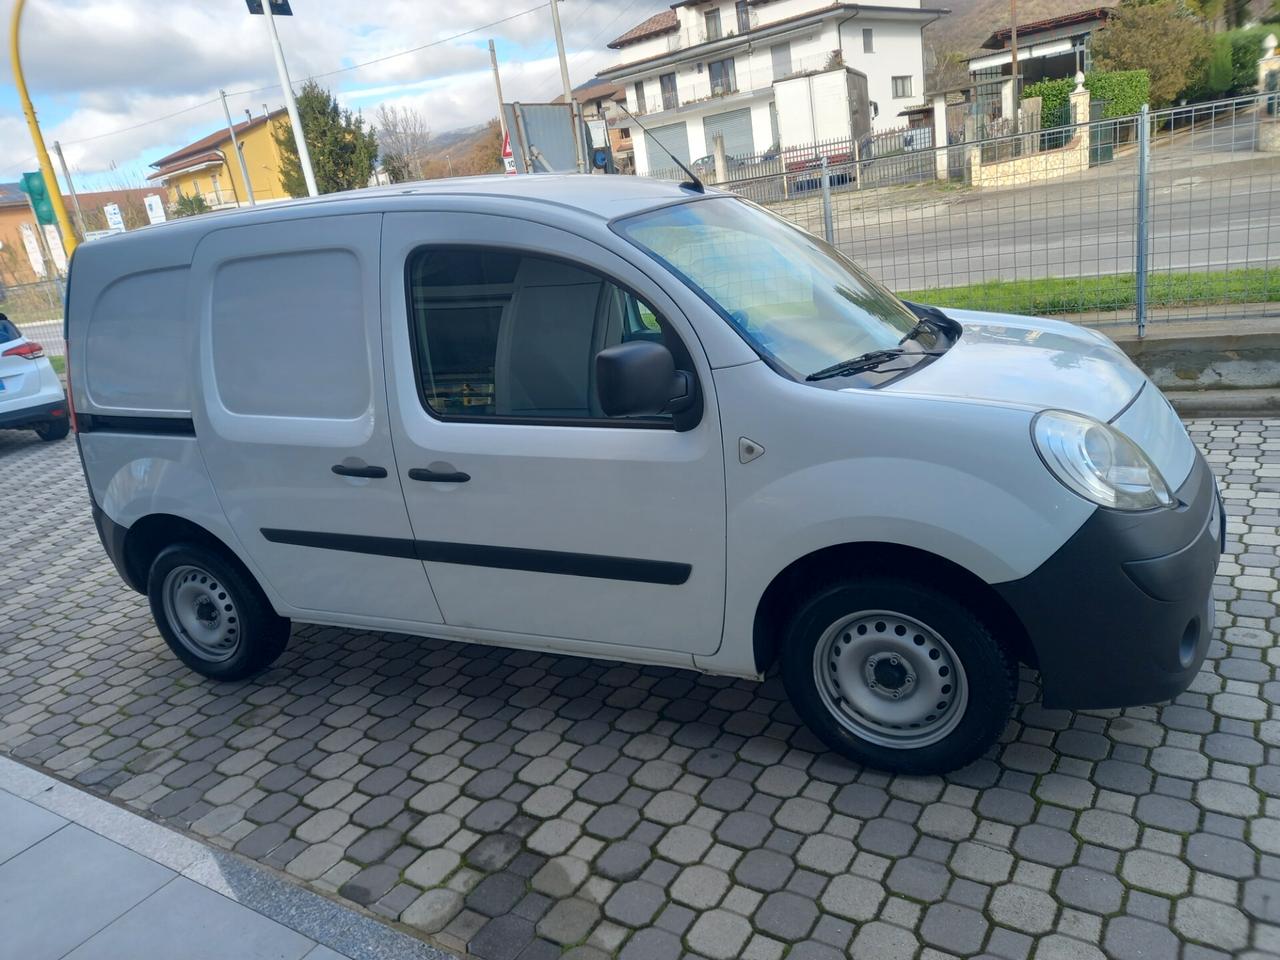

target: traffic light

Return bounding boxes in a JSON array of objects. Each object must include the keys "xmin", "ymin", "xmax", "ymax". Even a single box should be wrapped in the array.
[{"xmin": 19, "ymin": 171, "xmax": 55, "ymax": 226}]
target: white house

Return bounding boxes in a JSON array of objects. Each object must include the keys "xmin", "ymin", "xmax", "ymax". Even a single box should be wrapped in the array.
[{"xmin": 596, "ymin": 0, "xmax": 948, "ymax": 176}]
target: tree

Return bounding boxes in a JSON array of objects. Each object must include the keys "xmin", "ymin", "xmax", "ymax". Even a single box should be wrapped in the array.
[
  {"xmin": 1093, "ymin": 2, "xmax": 1213, "ymax": 106},
  {"xmin": 172, "ymin": 193, "xmax": 210, "ymax": 218},
  {"xmin": 274, "ymin": 81, "xmax": 379, "ymax": 197},
  {"xmin": 375, "ymin": 103, "xmax": 431, "ymax": 183},
  {"xmin": 420, "ymin": 120, "xmax": 504, "ymax": 180}
]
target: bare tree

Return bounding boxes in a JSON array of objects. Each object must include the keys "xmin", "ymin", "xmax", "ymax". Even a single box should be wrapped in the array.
[{"xmin": 375, "ymin": 103, "xmax": 432, "ymax": 183}]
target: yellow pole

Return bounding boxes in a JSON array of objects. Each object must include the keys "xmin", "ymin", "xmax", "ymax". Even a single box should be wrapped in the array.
[{"xmin": 10, "ymin": 0, "xmax": 78, "ymax": 258}]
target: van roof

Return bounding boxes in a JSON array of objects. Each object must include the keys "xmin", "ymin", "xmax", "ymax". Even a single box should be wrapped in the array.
[{"xmin": 91, "ymin": 175, "xmax": 704, "ymax": 246}]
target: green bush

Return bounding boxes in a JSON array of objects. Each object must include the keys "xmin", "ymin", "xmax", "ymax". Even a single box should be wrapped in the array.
[
  {"xmin": 1226, "ymin": 24, "xmax": 1280, "ymax": 93},
  {"xmin": 1084, "ymin": 70, "xmax": 1150, "ymax": 117},
  {"xmin": 1021, "ymin": 70, "xmax": 1150, "ymax": 127}
]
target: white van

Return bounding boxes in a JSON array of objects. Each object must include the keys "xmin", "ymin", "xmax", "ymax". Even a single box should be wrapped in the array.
[{"xmin": 67, "ymin": 176, "xmax": 1221, "ymax": 774}]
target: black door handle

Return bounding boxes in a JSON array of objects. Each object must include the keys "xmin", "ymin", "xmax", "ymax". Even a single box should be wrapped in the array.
[
  {"xmin": 408, "ymin": 468, "xmax": 470, "ymax": 483},
  {"xmin": 332, "ymin": 464, "xmax": 388, "ymax": 479}
]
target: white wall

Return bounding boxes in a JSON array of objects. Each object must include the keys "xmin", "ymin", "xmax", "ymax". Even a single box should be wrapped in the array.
[{"xmin": 839, "ymin": 18, "xmax": 926, "ymax": 130}]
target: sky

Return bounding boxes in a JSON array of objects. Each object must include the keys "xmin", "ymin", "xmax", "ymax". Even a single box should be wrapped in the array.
[{"xmin": 0, "ymin": 0, "xmax": 662, "ymax": 191}]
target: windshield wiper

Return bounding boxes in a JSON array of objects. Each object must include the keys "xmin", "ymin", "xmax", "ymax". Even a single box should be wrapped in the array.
[
  {"xmin": 805, "ymin": 347, "xmax": 944, "ymax": 382},
  {"xmin": 899, "ymin": 313, "xmax": 943, "ymax": 345}
]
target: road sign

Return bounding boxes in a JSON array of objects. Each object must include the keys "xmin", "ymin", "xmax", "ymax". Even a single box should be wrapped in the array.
[
  {"xmin": 245, "ymin": 0, "xmax": 292, "ymax": 13},
  {"xmin": 143, "ymin": 195, "xmax": 167, "ymax": 225},
  {"xmin": 104, "ymin": 203, "xmax": 125, "ymax": 233},
  {"xmin": 502, "ymin": 131, "xmax": 517, "ymax": 175}
]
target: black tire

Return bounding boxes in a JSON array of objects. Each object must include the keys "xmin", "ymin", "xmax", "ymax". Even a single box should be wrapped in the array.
[
  {"xmin": 147, "ymin": 542, "xmax": 290, "ymax": 681},
  {"xmin": 780, "ymin": 576, "xmax": 1015, "ymax": 775},
  {"xmin": 34, "ymin": 419, "xmax": 69, "ymax": 441}
]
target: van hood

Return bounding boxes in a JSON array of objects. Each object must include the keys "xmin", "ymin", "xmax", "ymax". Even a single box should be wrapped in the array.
[{"xmin": 878, "ymin": 308, "xmax": 1145, "ymax": 421}]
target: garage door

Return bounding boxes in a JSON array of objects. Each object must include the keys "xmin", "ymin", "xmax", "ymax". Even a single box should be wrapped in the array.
[
  {"xmin": 644, "ymin": 121, "xmax": 690, "ymax": 174},
  {"xmin": 703, "ymin": 108, "xmax": 754, "ymax": 159}
]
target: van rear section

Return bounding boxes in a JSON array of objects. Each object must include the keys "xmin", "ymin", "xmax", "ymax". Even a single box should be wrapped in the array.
[{"xmin": 66, "ymin": 227, "xmax": 236, "ymax": 595}]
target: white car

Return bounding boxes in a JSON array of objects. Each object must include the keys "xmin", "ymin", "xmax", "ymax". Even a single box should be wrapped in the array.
[
  {"xmin": 0, "ymin": 313, "xmax": 69, "ymax": 441},
  {"xmin": 65, "ymin": 176, "xmax": 1220, "ymax": 774}
]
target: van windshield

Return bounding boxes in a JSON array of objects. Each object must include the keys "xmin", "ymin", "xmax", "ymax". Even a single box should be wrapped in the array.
[{"xmin": 614, "ymin": 197, "xmax": 919, "ymax": 379}]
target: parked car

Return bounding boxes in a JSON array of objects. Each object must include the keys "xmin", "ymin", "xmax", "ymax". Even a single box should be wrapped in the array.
[
  {"xmin": 0, "ymin": 313, "xmax": 68, "ymax": 441},
  {"xmin": 67, "ymin": 176, "xmax": 1221, "ymax": 774}
]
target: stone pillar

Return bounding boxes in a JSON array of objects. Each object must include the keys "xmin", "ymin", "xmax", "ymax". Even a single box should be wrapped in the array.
[
  {"xmin": 932, "ymin": 92, "xmax": 949, "ymax": 180},
  {"xmin": 1259, "ymin": 34, "xmax": 1280, "ymax": 153},
  {"xmin": 1070, "ymin": 71, "xmax": 1091, "ymax": 162}
]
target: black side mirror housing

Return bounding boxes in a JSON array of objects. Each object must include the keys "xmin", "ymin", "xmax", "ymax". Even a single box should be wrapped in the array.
[{"xmin": 596, "ymin": 341, "xmax": 695, "ymax": 421}]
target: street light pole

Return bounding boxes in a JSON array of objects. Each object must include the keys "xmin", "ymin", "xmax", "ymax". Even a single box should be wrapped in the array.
[
  {"xmin": 260, "ymin": 1, "xmax": 318, "ymax": 196},
  {"xmin": 9, "ymin": 0, "xmax": 77, "ymax": 258},
  {"xmin": 549, "ymin": 0, "xmax": 586, "ymax": 173},
  {"xmin": 489, "ymin": 40, "xmax": 508, "ymax": 141},
  {"xmin": 220, "ymin": 90, "xmax": 257, "ymax": 205},
  {"xmin": 52, "ymin": 141, "xmax": 87, "ymax": 241},
  {"xmin": 1009, "ymin": 0, "xmax": 1020, "ymax": 136}
]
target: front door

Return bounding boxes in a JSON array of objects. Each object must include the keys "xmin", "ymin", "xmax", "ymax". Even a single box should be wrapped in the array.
[
  {"xmin": 380, "ymin": 211, "xmax": 727, "ymax": 657},
  {"xmin": 190, "ymin": 214, "xmax": 442, "ymax": 626}
]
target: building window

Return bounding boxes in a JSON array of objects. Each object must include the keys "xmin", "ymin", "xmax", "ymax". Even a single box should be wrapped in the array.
[
  {"xmin": 660, "ymin": 73, "xmax": 679, "ymax": 111},
  {"xmin": 771, "ymin": 42, "xmax": 792, "ymax": 81},
  {"xmin": 705, "ymin": 8, "xmax": 722, "ymax": 41},
  {"xmin": 863, "ymin": 28, "xmax": 874, "ymax": 53},
  {"xmin": 709, "ymin": 57, "xmax": 737, "ymax": 96},
  {"xmin": 634, "ymin": 80, "xmax": 647, "ymax": 115},
  {"xmin": 619, "ymin": 127, "xmax": 631, "ymax": 140},
  {"xmin": 191, "ymin": 178, "xmax": 200, "ymax": 196},
  {"xmin": 211, "ymin": 173, "xmax": 223, "ymax": 204},
  {"xmin": 736, "ymin": 1, "xmax": 750, "ymax": 33},
  {"xmin": 892, "ymin": 75, "xmax": 913, "ymax": 99}
]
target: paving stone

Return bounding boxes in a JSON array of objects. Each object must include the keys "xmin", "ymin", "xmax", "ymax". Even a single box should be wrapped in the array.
[
  {"xmin": 603, "ymin": 880, "xmax": 665, "ymax": 927},
  {"xmin": 850, "ymin": 921, "xmax": 919, "ymax": 960},
  {"xmin": 686, "ymin": 908, "xmax": 753, "ymax": 960},
  {"xmin": 734, "ymin": 848, "xmax": 794, "ymax": 892},
  {"xmin": 470, "ymin": 915, "xmax": 536, "ymax": 960},
  {"xmin": 1012, "ymin": 824, "xmax": 1078, "ymax": 867},
  {"xmin": 988, "ymin": 883, "xmax": 1057, "ymax": 935},
  {"xmin": 1055, "ymin": 866, "xmax": 1125, "ymax": 915},
  {"xmin": 821, "ymin": 874, "xmax": 885, "ymax": 922},
  {"xmin": 670, "ymin": 864, "xmax": 730, "ymax": 909},
  {"xmin": 402, "ymin": 888, "xmax": 464, "ymax": 933},
  {"xmin": 921, "ymin": 902, "xmax": 988, "ymax": 955},
  {"xmin": 1103, "ymin": 917, "xmax": 1181, "ymax": 960},
  {"xmin": 618, "ymin": 927, "xmax": 683, "ymax": 960},
  {"xmin": 754, "ymin": 890, "xmax": 819, "ymax": 940},
  {"xmin": 467, "ymin": 871, "xmax": 527, "ymax": 918},
  {"xmin": 1121, "ymin": 850, "xmax": 1191, "ymax": 896},
  {"xmin": 887, "ymin": 856, "xmax": 949, "ymax": 901}
]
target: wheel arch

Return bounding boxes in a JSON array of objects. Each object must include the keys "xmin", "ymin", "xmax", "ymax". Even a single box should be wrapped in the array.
[
  {"xmin": 751, "ymin": 541, "xmax": 1035, "ymax": 676},
  {"xmin": 122, "ymin": 513, "xmax": 252, "ymax": 595}
]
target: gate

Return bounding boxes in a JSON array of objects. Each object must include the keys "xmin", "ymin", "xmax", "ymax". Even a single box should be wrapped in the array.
[{"xmin": 1090, "ymin": 99, "xmax": 1115, "ymax": 166}]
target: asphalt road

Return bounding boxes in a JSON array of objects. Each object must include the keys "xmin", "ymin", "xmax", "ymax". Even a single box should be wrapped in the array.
[{"xmin": 764, "ymin": 110, "xmax": 1280, "ymax": 297}]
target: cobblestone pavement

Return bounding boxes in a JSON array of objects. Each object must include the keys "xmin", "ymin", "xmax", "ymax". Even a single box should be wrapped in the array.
[{"xmin": 1, "ymin": 420, "xmax": 1278, "ymax": 960}]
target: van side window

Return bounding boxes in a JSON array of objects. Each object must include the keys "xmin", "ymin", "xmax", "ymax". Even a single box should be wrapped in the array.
[{"xmin": 405, "ymin": 248, "xmax": 672, "ymax": 423}]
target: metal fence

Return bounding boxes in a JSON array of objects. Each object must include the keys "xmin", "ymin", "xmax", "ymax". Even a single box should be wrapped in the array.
[
  {"xmin": 0, "ymin": 280, "xmax": 65, "ymax": 356},
  {"xmin": 717, "ymin": 92, "xmax": 1280, "ymax": 332}
]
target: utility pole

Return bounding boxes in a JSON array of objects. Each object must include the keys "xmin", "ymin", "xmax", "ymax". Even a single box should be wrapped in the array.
[
  {"xmin": 220, "ymin": 90, "xmax": 257, "ymax": 206},
  {"xmin": 1009, "ymin": 0, "xmax": 1020, "ymax": 135},
  {"xmin": 9, "ymin": 0, "xmax": 76, "ymax": 258},
  {"xmin": 549, "ymin": 0, "xmax": 586, "ymax": 173},
  {"xmin": 52, "ymin": 141, "xmax": 86, "ymax": 241},
  {"xmin": 489, "ymin": 40, "xmax": 508, "ymax": 140},
  {"xmin": 257, "ymin": 1, "xmax": 318, "ymax": 196}
]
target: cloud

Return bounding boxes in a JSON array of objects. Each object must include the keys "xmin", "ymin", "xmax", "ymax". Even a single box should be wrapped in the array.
[{"xmin": 0, "ymin": 0, "xmax": 665, "ymax": 182}]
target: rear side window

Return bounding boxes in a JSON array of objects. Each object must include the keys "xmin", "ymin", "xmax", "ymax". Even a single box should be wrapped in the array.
[
  {"xmin": 405, "ymin": 248, "xmax": 669, "ymax": 423},
  {"xmin": 0, "ymin": 317, "xmax": 19, "ymax": 343},
  {"xmin": 212, "ymin": 250, "xmax": 369, "ymax": 419}
]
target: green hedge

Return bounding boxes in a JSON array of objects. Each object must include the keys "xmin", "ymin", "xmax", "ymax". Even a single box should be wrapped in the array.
[
  {"xmin": 1226, "ymin": 24, "xmax": 1280, "ymax": 93},
  {"xmin": 1021, "ymin": 70, "xmax": 1150, "ymax": 127}
]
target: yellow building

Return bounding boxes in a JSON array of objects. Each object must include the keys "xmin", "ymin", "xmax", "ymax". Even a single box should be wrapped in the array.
[{"xmin": 148, "ymin": 108, "xmax": 294, "ymax": 209}]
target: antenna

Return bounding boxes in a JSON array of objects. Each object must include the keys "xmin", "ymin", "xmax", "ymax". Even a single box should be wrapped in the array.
[{"xmin": 616, "ymin": 103, "xmax": 704, "ymax": 193}]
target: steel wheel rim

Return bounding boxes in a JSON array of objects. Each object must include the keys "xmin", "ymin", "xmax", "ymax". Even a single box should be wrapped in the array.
[
  {"xmin": 812, "ymin": 609, "xmax": 968, "ymax": 749},
  {"xmin": 162, "ymin": 565, "xmax": 241, "ymax": 663}
]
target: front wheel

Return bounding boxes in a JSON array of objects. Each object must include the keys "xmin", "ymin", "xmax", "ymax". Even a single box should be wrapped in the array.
[
  {"xmin": 780, "ymin": 577, "xmax": 1015, "ymax": 775},
  {"xmin": 147, "ymin": 543, "xmax": 290, "ymax": 681}
]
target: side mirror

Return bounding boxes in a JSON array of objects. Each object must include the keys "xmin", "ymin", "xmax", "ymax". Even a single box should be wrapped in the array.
[{"xmin": 595, "ymin": 341, "xmax": 694, "ymax": 418}]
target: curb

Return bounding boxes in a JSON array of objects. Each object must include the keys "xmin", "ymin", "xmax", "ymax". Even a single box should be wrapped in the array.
[
  {"xmin": 0, "ymin": 755, "xmax": 458, "ymax": 960},
  {"xmin": 1166, "ymin": 388, "xmax": 1280, "ymax": 419}
]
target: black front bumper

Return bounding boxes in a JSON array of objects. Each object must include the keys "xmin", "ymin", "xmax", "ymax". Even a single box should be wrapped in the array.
[
  {"xmin": 0, "ymin": 398, "xmax": 66, "ymax": 430},
  {"xmin": 995, "ymin": 451, "xmax": 1222, "ymax": 710}
]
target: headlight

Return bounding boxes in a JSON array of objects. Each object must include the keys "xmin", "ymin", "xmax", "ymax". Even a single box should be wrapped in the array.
[{"xmin": 1033, "ymin": 409, "xmax": 1174, "ymax": 511}]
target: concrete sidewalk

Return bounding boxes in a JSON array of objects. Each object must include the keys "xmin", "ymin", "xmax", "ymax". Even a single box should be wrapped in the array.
[{"xmin": 0, "ymin": 756, "xmax": 454, "ymax": 960}]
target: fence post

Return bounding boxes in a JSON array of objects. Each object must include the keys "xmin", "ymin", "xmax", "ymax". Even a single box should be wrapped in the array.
[
  {"xmin": 1135, "ymin": 102, "xmax": 1150, "ymax": 338},
  {"xmin": 853, "ymin": 137, "xmax": 862, "ymax": 191},
  {"xmin": 820, "ymin": 157, "xmax": 835, "ymax": 245}
]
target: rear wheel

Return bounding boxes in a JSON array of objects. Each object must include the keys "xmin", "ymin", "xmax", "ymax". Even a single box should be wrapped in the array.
[
  {"xmin": 147, "ymin": 543, "xmax": 290, "ymax": 681},
  {"xmin": 34, "ymin": 419, "xmax": 69, "ymax": 441},
  {"xmin": 780, "ymin": 576, "xmax": 1015, "ymax": 775}
]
